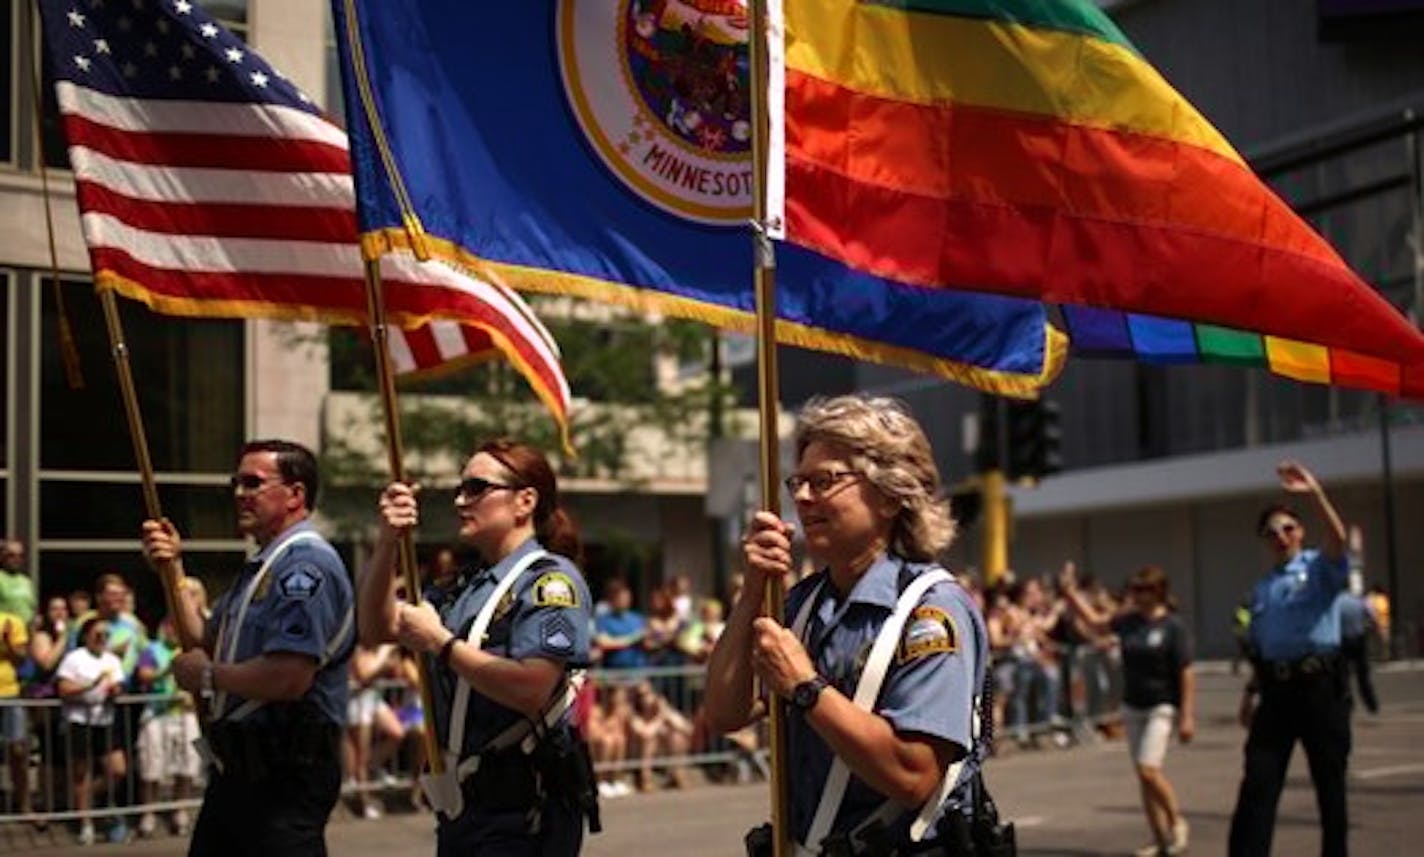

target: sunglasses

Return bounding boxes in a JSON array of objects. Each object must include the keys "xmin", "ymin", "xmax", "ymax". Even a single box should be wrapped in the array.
[
  {"xmin": 1261, "ymin": 522, "xmax": 1299, "ymax": 539},
  {"xmin": 457, "ymin": 476, "xmax": 521, "ymax": 500},
  {"xmin": 229, "ymin": 473, "xmax": 286, "ymax": 493}
]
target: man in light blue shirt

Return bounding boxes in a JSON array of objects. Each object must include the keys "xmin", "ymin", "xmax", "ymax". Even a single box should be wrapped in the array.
[{"xmin": 1229, "ymin": 461, "xmax": 1349, "ymax": 857}]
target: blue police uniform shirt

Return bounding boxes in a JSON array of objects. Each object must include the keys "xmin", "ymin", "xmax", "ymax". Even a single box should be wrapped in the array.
[
  {"xmin": 783, "ymin": 553, "xmax": 987, "ymax": 846},
  {"xmin": 204, "ymin": 520, "xmax": 354, "ymax": 725},
  {"xmin": 1248, "ymin": 547, "xmax": 1349, "ymax": 662},
  {"xmin": 426, "ymin": 537, "xmax": 593, "ymax": 760}
]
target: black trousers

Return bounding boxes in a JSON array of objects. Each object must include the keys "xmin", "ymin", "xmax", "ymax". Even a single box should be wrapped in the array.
[
  {"xmin": 187, "ymin": 736, "xmax": 342, "ymax": 857},
  {"xmin": 1341, "ymin": 635, "xmax": 1378, "ymax": 713},
  {"xmin": 436, "ymin": 797, "xmax": 583, "ymax": 856},
  {"xmin": 1228, "ymin": 667, "xmax": 1351, "ymax": 857}
]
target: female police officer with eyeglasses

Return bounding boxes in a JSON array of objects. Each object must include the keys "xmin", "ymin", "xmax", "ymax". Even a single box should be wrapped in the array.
[
  {"xmin": 357, "ymin": 438, "xmax": 597, "ymax": 856},
  {"xmin": 705, "ymin": 395, "xmax": 991, "ymax": 855}
]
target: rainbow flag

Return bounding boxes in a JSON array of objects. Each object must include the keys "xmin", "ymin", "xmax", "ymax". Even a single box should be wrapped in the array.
[
  {"xmin": 768, "ymin": 0, "xmax": 1424, "ymax": 397},
  {"xmin": 332, "ymin": 1, "xmax": 1065, "ymax": 399}
]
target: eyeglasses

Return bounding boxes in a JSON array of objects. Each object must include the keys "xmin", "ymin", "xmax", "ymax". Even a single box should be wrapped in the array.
[
  {"xmin": 1261, "ymin": 522, "xmax": 1299, "ymax": 539},
  {"xmin": 229, "ymin": 474, "xmax": 287, "ymax": 494},
  {"xmin": 456, "ymin": 475, "xmax": 521, "ymax": 501},
  {"xmin": 784, "ymin": 468, "xmax": 861, "ymax": 496}
]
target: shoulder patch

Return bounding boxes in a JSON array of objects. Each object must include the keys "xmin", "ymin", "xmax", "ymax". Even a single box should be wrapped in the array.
[
  {"xmin": 532, "ymin": 571, "xmax": 579, "ymax": 608},
  {"xmin": 897, "ymin": 605, "xmax": 958, "ymax": 665},
  {"xmin": 277, "ymin": 564, "xmax": 323, "ymax": 601},
  {"xmin": 541, "ymin": 614, "xmax": 576, "ymax": 655}
]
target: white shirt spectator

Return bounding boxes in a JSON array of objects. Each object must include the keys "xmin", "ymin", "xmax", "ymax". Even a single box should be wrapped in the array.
[{"xmin": 56, "ymin": 647, "xmax": 124, "ymax": 727}]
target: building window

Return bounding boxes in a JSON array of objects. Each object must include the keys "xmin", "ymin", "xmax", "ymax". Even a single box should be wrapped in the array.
[
  {"xmin": 1, "ymin": 0, "xmax": 13, "ymax": 166},
  {"xmin": 41, "ymin": 279, "xmax": 245, "ymax": 473},
  {"xmin": 323, "ymin": 6, "xmax": 346, "ymax": 125},
  {"xmin": 0, "ymin": 270, "xmax": 9, "ymax": 537}
]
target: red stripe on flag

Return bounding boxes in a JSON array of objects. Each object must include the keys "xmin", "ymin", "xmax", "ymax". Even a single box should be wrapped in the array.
[
  {"xmin": 91, "ymin": 246, "xmax": 570, "ymax": 409},
  {"xmin": 77, "ymin": 181, "xmax": 358, "ymax": 242},
  {"xmin": 461, "ymin": 323, "xmax": 497, "ymax": 355},
  {"xmin": 62, "ymin": 113, "xmax": 353, "ymax": 173},
  {"xmin": 402, "ymin": 326, "xmax": 444, "ymax": 370}
]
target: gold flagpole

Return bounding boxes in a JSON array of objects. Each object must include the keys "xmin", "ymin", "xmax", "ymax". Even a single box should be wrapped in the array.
[
  {"xmin": 361, "ymin": 258, "xmax": 445, "ymax": 774},
  {"xmin": 27, "ymin": 2, "xmax": 182, "ymax": 634},
  {"xmin": 748, "ymin": 1, "xmax": 791, "ymax": 853}
]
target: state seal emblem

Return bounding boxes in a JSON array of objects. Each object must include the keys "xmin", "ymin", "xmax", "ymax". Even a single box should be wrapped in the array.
[{"xmin": 558, "ymin": 0, "xmax": 754, "ymax": 224}]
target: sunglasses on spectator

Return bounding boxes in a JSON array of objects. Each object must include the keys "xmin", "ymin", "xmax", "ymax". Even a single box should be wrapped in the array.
[
  {"xmin": 784, "ymin": 468, "xmax": 861, "ymax": 496},
  {"xmin": 229, "ymin": 473, "xmax": 287, "ymax": 493},
  {"xmin": 1260, "ymin": 522, "xmax": 1299, "ymax": 539},
  {"xmin": 457, "ymin": 476, "xmax": 521, "ymax": 500}
]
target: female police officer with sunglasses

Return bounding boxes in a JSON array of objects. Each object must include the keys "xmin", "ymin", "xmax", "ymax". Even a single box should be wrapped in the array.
[{"xmin": 357, "ymin": 438, "xmax": 596, "ymax": 856}]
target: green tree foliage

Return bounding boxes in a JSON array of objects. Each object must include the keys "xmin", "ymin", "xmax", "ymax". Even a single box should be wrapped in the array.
[{"xmin": 322, "ymin": 300, "xmax": 735, "ymax": 488}]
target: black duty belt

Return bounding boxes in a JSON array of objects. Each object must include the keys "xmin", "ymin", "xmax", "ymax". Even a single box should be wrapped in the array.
[{"xmin": 1259, "ymin": 653, "xmax": 1341, "ymax": 685}]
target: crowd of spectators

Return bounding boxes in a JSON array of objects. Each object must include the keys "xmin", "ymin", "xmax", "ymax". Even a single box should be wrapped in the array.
[{"xmin": 1, "ymin": 534, "xmax": 1396, "ymax": 838}]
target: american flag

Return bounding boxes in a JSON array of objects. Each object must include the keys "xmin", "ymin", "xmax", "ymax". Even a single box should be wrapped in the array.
[{"xmin": 39, "ymin": 0, "xmax": 570, "ymax": 436}]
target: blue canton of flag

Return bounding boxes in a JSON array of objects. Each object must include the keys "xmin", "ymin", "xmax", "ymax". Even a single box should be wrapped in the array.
[{"xmin": 46, "ymin": 0, "xmax": 314, "ymax": 112}]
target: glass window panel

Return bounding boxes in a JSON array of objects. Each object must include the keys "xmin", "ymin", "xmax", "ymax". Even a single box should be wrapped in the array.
[
  {"xmin": 0, "ymin": 270, "xmax": 9, "ymax": 466},
  {"xmin": 37, "ymin": 26, "xmax": 69, "ymax": 170},
  {"xmin": 41, "ymin": 280, "xmax": 245, "ymax": 472},
  {"xmin": 40, "ymin": 481, "xmax": 237, "ymax": 541},
  {"xmin": 1, "ymin": 0, "xmax": 13, "ymax": 164},
  {"xmin": 35, "ymin": 549, "xmax": 246, "ymax": 630}
]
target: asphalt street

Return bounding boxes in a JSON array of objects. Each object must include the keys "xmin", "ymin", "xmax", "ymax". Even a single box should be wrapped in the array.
[{"xmin": 8, "ymin": 665, "xmax": 1422, "ymax": 856}]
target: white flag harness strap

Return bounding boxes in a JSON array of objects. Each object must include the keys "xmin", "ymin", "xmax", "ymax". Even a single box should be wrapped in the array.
[
  {"xmin": 214, "ymin": 529, "xmax": 354, "ymax": 722},
  {"xmin": 791, "ymin": 568, "xmax": 957, "ymax": 855}
]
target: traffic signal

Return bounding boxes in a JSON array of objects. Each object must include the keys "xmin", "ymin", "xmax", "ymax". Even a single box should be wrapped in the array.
[{"xmin": 1005, "ymin": 399, "xmax": 1063, "ymax": 481}]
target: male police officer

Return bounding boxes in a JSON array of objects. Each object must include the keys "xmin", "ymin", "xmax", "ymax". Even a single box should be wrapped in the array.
[
  {"xmin": 1228, "ymin": 460, "xmax": 1349, "ymax": 857},
  {"xmin": 141, "ymin": 440, "xmax": 353, "ymax": 857}
]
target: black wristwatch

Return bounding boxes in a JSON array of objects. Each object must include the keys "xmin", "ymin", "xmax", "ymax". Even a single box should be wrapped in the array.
[{"xmin": 790, "ymin": 675, "xmax": 829, "ymax": 712}]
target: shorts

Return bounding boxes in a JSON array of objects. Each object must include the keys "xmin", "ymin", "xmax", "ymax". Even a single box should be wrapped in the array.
[
  {"xmin": 347, "ymin": 688, "xmax": 382, "ymax": 727},
  {"xmin": 65, "ymin": 721, "xmax": 117, "ymax": 765},
  {"xmin": 0, "ymin": 704, "xmax": 27, "ymax": 744},
  {"xmin": 1122, "ymin": 703, "xmax": 1176, "ymax": 768},
  {"xmin": 137, "ymin": 711, "xmax": 203, "ymax": 783}
]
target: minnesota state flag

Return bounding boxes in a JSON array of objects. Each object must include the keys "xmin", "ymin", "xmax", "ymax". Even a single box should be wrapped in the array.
[{"xmin": 333, "ymin": 0, "xmax": 1064, "ymax": 395}]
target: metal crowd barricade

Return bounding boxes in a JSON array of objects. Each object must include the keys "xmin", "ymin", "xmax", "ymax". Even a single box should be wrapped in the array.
[
  {"xmin": 0, "ymin": 692, "xmax": 204, "ymax": 834},
  {"xmin": 2, "ymin": 656, "xmax": 1121, "ymax": 833}
]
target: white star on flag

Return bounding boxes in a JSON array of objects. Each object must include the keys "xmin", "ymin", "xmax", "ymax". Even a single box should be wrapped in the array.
[
  {"xmin": 93, "ymin": 38, "xmax": 109, "ymax": 53},
  {"xmin": 250, "ymin": 71, "xmax": 268, "ymax": 88},
  {"xmin": 67, "ymin": 10, "xmax": 86, "ymax": 27},
  {"xmin": 175, "ymin": 1, "xmax": 192, "ymax": 14},
  {"xmin": 73, "ymin": 54, "xmax": 91, "ymax": 71},
  {"xmin": 199, "ymin": 22, "xmax": 217, "ymax": 38},
  {"xmin": 225, "ymin": 47, "xmax": 243, "ymax": 63}
]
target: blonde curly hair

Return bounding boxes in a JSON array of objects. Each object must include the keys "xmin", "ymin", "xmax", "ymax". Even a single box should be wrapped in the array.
[{"xmin": 794, "ymin": 394, "xmax": 955, "ymax": 561}]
